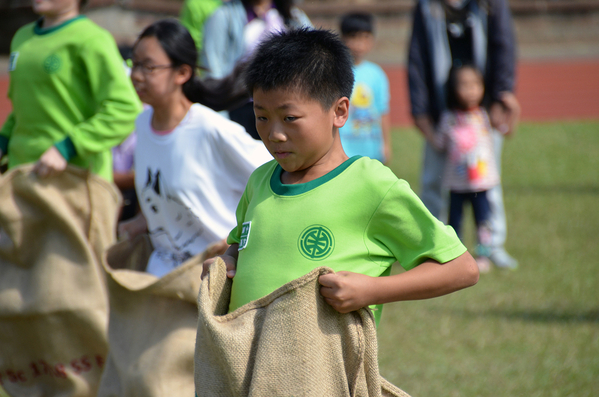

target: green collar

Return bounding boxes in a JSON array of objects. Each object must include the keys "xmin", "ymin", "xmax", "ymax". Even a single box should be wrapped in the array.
[
  {"xmin": 270, "ymin": 156, "xmax": 361, "ymax": 196},
  {"xmin": 34, "ymin": 15, "xmax": 85, "ymax": 35}
]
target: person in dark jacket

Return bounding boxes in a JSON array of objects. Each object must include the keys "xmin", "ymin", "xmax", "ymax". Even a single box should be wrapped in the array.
[{"xmin": 408, "ymin": 0, "xmax": 521, "ymax": 270}]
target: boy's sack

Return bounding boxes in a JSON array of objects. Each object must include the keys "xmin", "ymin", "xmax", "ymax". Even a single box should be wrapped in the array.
[
  {"xmin": 194, "ymin": 258, "xmax": 411, "ymax": 397},
  {"xmin": 97, "ymin": 236, "xmax": 207, "ymax": 397},
  {"xmin": 0, "ymin": 165, "xmax": 120, "ymax": 397}
]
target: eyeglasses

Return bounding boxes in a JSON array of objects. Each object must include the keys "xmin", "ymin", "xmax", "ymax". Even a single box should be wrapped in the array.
[{"xmin": 127, "ymin": 59, "xmax": 173, "ymax": 74}]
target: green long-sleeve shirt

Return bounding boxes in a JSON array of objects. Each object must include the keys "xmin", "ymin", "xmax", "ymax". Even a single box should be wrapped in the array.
[
  {"xmin": 0, "ymin": 16, "xmax": 142, "ymax": 181},
  {"xmin": 179, "ymin": 0, "xmax": 222, "ymax": 53}
]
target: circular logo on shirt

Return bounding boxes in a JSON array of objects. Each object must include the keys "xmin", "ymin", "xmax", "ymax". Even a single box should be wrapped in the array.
[
  {"xmin": 298, "ymin": 225, "xmax": 335, "ymax": 261},
  {"xmin": 43, "ymin": 54, "xmax": 62, "ymax": 74}
]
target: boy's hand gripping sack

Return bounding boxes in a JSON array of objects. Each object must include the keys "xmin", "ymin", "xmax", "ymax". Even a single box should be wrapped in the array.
[{"xmin": 194, "ymin": 258, "xmax": 411, "ymax": 397}]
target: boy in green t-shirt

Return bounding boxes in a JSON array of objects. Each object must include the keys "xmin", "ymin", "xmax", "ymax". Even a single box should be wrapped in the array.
[{"xmin": 203, "ymin": 28, "xmax": 479, "ymax": 324}]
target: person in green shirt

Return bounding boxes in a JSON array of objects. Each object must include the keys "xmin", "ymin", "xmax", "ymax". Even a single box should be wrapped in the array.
[
  {"xmin": 179, "ymin": 0, "xmax": 222, "ymax": 54},
  {"xmin": 203, "ymin": 28, "xmax": 479, "ymax": 326},
  {"xmin": 0, "ymin": 0, "xmax": 141, "ymax": 181}
]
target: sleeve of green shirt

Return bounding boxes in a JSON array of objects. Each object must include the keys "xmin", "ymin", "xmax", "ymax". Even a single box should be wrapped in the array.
[
  {"xmin": 180, "ymin": 0, "xmax": 203, "ymax": 52},
  {"xmin": 67, "ymin": 31, "xmax": 142, "ymax": 158},
  {"xmin": 367, "ymin": 179, "xmax": 467, "ymax": 271},
  {"xmin": 227, "ymin": 188, "xmax": 250, "ymax": 245},
  {"xmin": 0, "ymin": 112, "xmax": 15, "ymax": 154}
]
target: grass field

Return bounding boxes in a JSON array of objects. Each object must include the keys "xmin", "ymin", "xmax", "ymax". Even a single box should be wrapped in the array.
[
  {"xmin": 379, "ymin": 121, "xmax": 599, "ymax": 397},
  {"xmin": 1, "ymin": 121, "xmax": 597, "ymax": 397}
]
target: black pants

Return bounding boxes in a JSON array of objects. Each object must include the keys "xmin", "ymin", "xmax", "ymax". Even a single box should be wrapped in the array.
[{"xmin": 448, "ymin": 190, "xmax": 490, "ymax": 239}]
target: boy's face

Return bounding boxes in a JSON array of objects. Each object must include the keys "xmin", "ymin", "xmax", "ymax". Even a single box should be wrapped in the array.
[
  {"xmin": 253, "ymin": 87, "xmax": 349, "ymax": 182},
  {"xmin": 342, "ymin": 32, "xmax": 374, "ymax": 64}
]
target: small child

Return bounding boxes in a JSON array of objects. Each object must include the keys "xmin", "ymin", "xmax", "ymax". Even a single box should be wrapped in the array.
[
  {"xmin": 338, "ymin": 12, "xmax": 391, "ymax": 164},
  {"xmin": 203, "ymin": 28, "xmax": 479, "ymax": 326},
  {"xmin": 435, "ymin": 65, "xmax": 501, "ymax": 273}
]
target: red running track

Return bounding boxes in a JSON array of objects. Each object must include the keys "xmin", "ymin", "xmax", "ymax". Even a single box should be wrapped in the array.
[
  {"xmin": 0, "ymin": 59, "xmax": 598, "ymax": 127},
  {"xmin": 382, "ymin": 59, "xmax": 599, "ymax": 125}
]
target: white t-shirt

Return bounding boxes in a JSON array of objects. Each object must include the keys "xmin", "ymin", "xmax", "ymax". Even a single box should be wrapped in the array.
[{"xmin": 134, "ymin": 103, "xmax": 272, "ymax": 277}]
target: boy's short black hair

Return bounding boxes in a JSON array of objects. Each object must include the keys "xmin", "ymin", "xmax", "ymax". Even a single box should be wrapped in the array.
[
  {"xmin": 244, "ymin": 28, "xmax": 354, "ymax": 109},
  {"xmin": 340, "ymin": 13, "xmax": 374, "ymax": 36}
]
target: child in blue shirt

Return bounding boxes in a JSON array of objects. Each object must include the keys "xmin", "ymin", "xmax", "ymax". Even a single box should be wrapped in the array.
[{"xmin": 338, "ymin": 13, "xmax": 391, "ymax": 164}]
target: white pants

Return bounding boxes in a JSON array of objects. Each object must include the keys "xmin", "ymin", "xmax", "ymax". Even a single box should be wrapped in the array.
[{"xmin": 420, "ymin": 130, "xmax": 507, "ymax": 252}]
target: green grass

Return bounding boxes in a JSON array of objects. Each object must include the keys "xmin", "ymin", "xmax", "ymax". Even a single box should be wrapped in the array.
[
  {"xmin": 1, "ymin": 121, "xmax": 596, "ymax": 397},
  {"xmin": 379, "ymin": 121, "xmax": 599, "ymax": 397}
]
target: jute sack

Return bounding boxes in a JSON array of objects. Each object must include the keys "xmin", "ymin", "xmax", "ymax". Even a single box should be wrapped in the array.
[
  {"xmin": 97, "ymin": 236, "xmax": 208, "ymax": 397},
  {"xmin": 195, "ymin": 258, "xmax": 411, "ymax": 397},
  {"xmin": 0, "ymin": 165, "xmax": 120, "ymax": 397}
]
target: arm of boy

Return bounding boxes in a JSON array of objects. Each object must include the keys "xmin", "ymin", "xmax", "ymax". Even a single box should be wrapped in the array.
[
  {"xmin": 117, "ymin": 211, "xmax": 148, "ymax": 242},
  {"xmin": 202, "ymin": 243, "xmax": 239, "ymax": 280},
  {"xmin": 318, "ymin": 251, "xmax": 478, "ymax": 313}
]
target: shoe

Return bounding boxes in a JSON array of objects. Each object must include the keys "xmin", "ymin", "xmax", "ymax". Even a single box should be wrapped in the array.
[
  {"xmin": 475, "ymin": 256, "xmax": 492, "ymax": 274},
  {"xmin": 489, "ymin": 249, "xmax": 518, "ymax": 270}
]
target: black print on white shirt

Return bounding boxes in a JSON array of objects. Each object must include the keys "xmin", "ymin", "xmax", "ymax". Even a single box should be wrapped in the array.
[{"xmin": 142, "ymin": 168, "xmax": 203, "ymax": 265}]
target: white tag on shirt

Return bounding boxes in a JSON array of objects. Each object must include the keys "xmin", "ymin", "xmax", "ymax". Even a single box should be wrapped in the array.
[
  {"xmin": 238, "ymin": 221, "xmax": 252, "ymax": 251},
  {"xmin": 8, "ymin": 52, "xmax": 19, "ymax": 72}
]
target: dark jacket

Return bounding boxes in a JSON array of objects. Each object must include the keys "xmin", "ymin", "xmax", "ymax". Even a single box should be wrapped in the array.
[{"xmin": 408, "ymin": 0, "xmax": 516, "ymax": 124}]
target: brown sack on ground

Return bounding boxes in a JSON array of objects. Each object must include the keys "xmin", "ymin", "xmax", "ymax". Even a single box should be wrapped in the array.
[
  {"xmin": 195, "ymin": 258, "xmax": 411, "ymax": 397},
  {"xmin": 0, "ymin": 165, "xmax": 120, "ymax": 397},
  {"xmin": 97, "ymin": 235, "xmax": 209, "ymax": 397}
]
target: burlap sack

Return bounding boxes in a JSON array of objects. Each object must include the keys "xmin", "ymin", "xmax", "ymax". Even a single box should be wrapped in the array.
[
  {"xmin": 97, "ymin": 236, "xmax": 207, "ymax": 397},
  {"xmin": 0, "ymin": 165, "xmax": 120, "ymax": 397},
  {"xmin": 195, "ymin": 258, "xmax": 411, "ymax": 397}
]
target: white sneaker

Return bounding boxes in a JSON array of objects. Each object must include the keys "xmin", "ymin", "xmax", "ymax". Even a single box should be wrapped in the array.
[{"xmin": 489, "ymin": 249, "xmax": 518, "ymax": 270}]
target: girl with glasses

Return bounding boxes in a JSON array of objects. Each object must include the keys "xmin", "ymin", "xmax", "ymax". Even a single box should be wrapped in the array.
[{"xmin": 119, "ymin": 19, "xmax": 272, "ymax": 277}]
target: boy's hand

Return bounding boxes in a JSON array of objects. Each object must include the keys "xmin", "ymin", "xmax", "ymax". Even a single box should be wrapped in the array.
[
  {"xmin": 202, "ymin": 254, "xmax": 237, "ymax": 280},
  {"xmin": 117, "ymin": 212, "xmax": 147, "ymax": 241},
  {"xmin": 205, "ymin": 239, "xmax": 229, "ymax": 259},
  {"xmin": 319, "ymin": 271, "xmax": 376, "ymax": 313},
  {"xmin": 33, "ymin": 146, "xmax": 67, "ymax": 178}
]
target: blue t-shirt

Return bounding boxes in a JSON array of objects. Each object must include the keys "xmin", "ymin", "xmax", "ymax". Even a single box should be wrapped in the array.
[{"xmin": 339, "ymin": 60, "xmax": 390, "ymax": 162}]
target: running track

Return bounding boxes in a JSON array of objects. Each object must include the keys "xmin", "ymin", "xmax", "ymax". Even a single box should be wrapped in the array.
[{"xmin": 1, "ymin": 59, "xmax": 598, "ymax": 127}]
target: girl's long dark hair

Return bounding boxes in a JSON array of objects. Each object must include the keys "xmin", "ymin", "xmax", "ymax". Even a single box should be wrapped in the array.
[{"xmin": 135, "ymin": 19, "xmax": 249, "ymax": 111}]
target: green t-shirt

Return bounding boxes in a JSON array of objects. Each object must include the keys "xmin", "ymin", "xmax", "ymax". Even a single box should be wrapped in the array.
[
  {"xmin": 227, "ymin": 156, "xmax": 466, "ymax": 325},
  {"xmin": 0, "ymin": 17, "xmax": 141, "ymax": 181}
]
